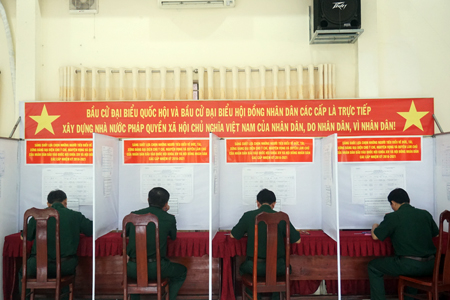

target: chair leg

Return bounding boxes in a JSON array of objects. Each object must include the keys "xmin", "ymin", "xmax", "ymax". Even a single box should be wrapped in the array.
[
  {"xmin": 242, "ymin": 284, "xmax": 246, "ymax": 300},
  {"xmin": 432, "ymin": 290, "xmax": 438, "ymax": 300},
  {"xmin": 69, "ymin": 283, "xmax": 74, "ymax": 300},
  {"xmin": 11, "ymin": 260, "xmax": 17, "ymax": 300},
  {"xmin": 30, "ymin": 289, "xmax": 35, "ymax": 300},
  {"xmin": 55, "ymin": 285, "xmax": 60, "ymax": 300},
  {"xmin": 166, "ymin": 284, "xmax": 169, "ymax": 300},
  {"xmin": 398, "ymin": 281, "xmax": 404, "ymax": 300},
  {"xmin": 21, "ymin": 281, "xmax": 25, "ymax": 300}
]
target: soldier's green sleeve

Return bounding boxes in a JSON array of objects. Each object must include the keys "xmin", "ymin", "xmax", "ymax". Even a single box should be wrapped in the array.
[
  {"xmin": 374, "ymin": 213, "xmax": 396, "ymax": 242},
  {"xmin": 79, "ymin": 213, "xmax": 93, "ymax": 237},
  {"xmin": 169, "ymin": 215, "xmax": 177, "ymax": 240},
  {"xmin": 289, "ymin": 221, "xmax": 300, "ymax": 243},
  {"xmin": 231, "ymin": 213, "xmax": 247, "ymax": 240},
  {"xmin": 430, "ymin": 213, "xmax": 439, "ymax": 237}
]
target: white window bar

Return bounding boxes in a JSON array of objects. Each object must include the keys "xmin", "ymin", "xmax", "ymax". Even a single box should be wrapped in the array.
[{"xmin": 74, "ymin": 67, "xmax": 319, "ymax": 74}]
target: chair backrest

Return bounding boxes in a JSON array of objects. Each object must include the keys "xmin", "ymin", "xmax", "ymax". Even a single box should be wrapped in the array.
[
  {"xmin": 22, "ymin": 207, "xmax": 61, "ymax": 284},
  {"xmin": 122, "ymin": 213, "xmax": 162, "ymax": 289},
  {"xmin": 436, "ymin": 210, "xmax": 450, "ymax": 285},
  {"xmin": 253, "ymin": 212, "xmax": 290, "ymax": 287}
]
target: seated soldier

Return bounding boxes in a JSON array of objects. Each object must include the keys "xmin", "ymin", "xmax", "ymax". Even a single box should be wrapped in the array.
[
  {"xmin": 231, "ymin": 188, "xmax": 301, "ymax": 300},
  {"xmin": 368, "ymin": 188, "xmax": 439, "ymax": 300},
  {"xmin": 20, "ymin": 189, "xmax": 93, "ymax": 299},
  {"xmin": 126, "ymin": 187, "xmax": 187, "ymax": 300}
]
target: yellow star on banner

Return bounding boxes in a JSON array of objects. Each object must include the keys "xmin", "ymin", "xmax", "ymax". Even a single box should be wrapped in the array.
[
  {"xmin": 397, "ymin": 101, "xmax": 429, "ymax": 131},
  {"xmin": 29, "ymin": 105, "xmax": 60, "ymax": 135}
]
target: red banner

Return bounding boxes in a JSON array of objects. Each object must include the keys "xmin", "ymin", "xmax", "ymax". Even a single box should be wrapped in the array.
[
  {"xmin": 26, "ymin": 140, "xmax": 93, "ymax": 164},
  {"xmin": 226, "ymin": 138, "xmax": 314, "ymax": 163},
  {"xmin": 123, "ymin": 139, "xmax": 209, "ymax": 164},
  {"xmin": 24, "ymin": 98, "xmax": 434, "ymax": 139},
  {"xmin": 338, "ymin": 137, "xmax": 422, "ymax": 162}
]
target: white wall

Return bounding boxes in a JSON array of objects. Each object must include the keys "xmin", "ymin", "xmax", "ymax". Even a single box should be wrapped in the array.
[
  {"xmin": 375, "ymin": 0, "xmax": 450, "ymax": 133},
  {"xmin": 0, "ymin": 1, "xmax": 16, "ymax": 138},
  {"xmin": 1, "ymin": 0, "xmax": 449, "ymax": 136}
]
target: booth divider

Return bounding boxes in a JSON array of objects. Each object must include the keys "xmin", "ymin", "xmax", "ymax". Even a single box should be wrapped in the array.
[
  {"xmin": 321, "ymin": 133, "xmax": 341, "ymax": 299},
  {"xmin": 0, "ymin": 138, "xmax": 20, "ymax": 300},
  {"xmin": 93, "ymin": 133, "xmax": 120, "ymax": 299},
  {"xmin": 209, "ymin": 132, "xmax": 221, "ymax": 300}
]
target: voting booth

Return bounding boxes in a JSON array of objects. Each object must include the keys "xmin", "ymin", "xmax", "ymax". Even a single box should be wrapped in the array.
[
  {"xmin": 118, "ymin": 137, "xmax": 211, "ymax": 230},
  {"xmin": 1, "ymin": 97, "xmax": 447, "ymax": 300}
]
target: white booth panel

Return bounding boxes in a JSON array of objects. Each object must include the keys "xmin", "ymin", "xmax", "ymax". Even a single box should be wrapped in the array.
[
  {"xmin": 93, "ymin": 133, "xmax": 120, "ymax": 238},
  {"xmin": 0, "ymin": 138, "xmax": 20, "ymax": 300},
  {"xmin": 321, "ymin": 133, "xmax": 341, "ymax": 299},
  {"xmin": 219, "ymin": 138, "xmax": 322, "ymax": 230},
  {"xmin": 435, "ymin": 133, "xmax": 450, "ymax": 227},
  {"xmin": 209, "ymin": 133, "xmax": 221, "ymax": 300},
  {"xmin": 321, "ymin": 134, "xmax": 340, "ymax": 242},
  {"xmin": 210, "ymin": 133, "xmax": 221, "ymax": 239}
]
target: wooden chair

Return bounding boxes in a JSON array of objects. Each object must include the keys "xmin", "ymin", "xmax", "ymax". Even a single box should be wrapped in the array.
[
  {"xmin": 242, "ymin": 211, "xmax": 291, "ymax": 300},
  {"xmin": 398, "ymin": 210, "xmax": 450, "ymax": 300},
  {"xmin": 21, "ymin": 207, "xmax": 75, "ymax": 300},
  {"xmin": 122, "ymin": 213, "xmax": 169, "ymax": 300}
]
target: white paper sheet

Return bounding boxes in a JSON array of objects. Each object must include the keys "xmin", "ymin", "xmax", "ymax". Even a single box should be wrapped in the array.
[
  {"xmin": 440, "ymin": 146, "xmax": 450, "ymax": 177},
  {"xmin": 0, "ymin": 150, "xmax": 5, "ymax": 177},
  {"xmin": 42, "ymin": 167, "xmax": 94, "ymax": 208},
  {"xmin": 101, "ymin": 146, "xmax": 113, "ymax": 176},
  {"xmin": 168, "ymin": 197, "xmax": 179, "ymax": 215},
  {"xmin": 322, "ymin": 144, "xmax": 333, "ymax": 182},
  {"xmin": 242, "ymin": 167, "xmax": 296, "ymax": 211},
  {"xmin": 140, "ymin": 166, "xmax": 193, "ymax": 207},
  {"xmin": 67, "ymin": 199, "xmax": 80, "ymax": 211},
  {"xmin": 437, "ymin": 141, "xmax": 450, "ymax": 201},
  {"xmin": 102, "ymin": 146, "xmax": 113, "ymax": 198},
  {"xmin": 351, "ymin": 165, "xmax": 406, "ymax": 215},
  {"xmin": 0, "ymin": 151, "xmax": 4, "ymax": 199},
  {"xmin": 322, "ymin": 143, "xmax": 334, "ymax": 209}
]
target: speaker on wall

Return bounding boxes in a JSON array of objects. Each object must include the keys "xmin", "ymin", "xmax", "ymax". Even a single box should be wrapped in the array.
[{"xmin": 314, "ymin": 0, "xmax": 361, "ymax": 31}]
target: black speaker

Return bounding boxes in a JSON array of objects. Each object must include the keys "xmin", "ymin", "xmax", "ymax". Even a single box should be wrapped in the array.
[{"xmin": 314, "ymin": 0, "xmax": 361, "ymax": 30}]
